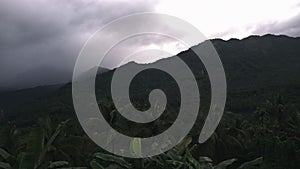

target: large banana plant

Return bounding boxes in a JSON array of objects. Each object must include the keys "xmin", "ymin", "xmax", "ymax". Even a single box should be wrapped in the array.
[
  {"xmin": 0, "ymin": 119, "xmax": 86, "ymax": 169},
  {"xmin": 0, "ymin": 147, "xmax": 16, "ymax": 169}
]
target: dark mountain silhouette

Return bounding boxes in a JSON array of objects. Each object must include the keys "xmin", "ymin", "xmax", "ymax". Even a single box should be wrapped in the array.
[
  {"xmin": 1, "ymin": 34, "xmax": 300, "ymax": 121},
  {"xmin": 0, "ymin": 86, "xmax": 11, "ymax": 93},
  {"xmin": 97, "ymin": 67, "xmax": 111, "ymax": 74},
  {"xmin": 4, "ymin": 66, "xmax": 72, "ymax": 90}
]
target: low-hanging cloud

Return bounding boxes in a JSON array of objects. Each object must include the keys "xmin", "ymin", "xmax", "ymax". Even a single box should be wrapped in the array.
[
  {"xmin": 251, "ymin": 11, "xmax": 300, "ymax": 37},
  {"xmin": 0, "ymin": 0, "xmax": 160, "ymax": 89}
]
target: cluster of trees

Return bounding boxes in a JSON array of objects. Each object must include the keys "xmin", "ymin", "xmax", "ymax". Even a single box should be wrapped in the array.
[{"xmin": 0, "ymin": 95, "xmax": 299, "ymax": 169}]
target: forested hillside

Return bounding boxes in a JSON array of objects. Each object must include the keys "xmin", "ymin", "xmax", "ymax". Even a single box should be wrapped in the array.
[{"xmin": 0, "ymin": 34, "xmax": 299, "ymax": 169}]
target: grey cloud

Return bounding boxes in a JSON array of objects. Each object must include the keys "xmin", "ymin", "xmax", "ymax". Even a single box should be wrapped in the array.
[
  {"xmin": 251, "ymin": 10, "xmax": 300, "ymax": 37},
  {"xmin": 101, "ymin": 35, "xmax": 179, "ymax": 68},
  {"xmin": 0, "ymin": 0, "xmax": 159, "ymax": 89},
  {"xmin": 2, "ymin": 0, "xmax": 300, "ymax": 89}
]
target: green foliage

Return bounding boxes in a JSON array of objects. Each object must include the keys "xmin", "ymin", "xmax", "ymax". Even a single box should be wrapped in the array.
[
  {"xmin": 0, "ymin": 119, "xmax": 87, "ymax": 169},
  {"xmin": 237, "ymin": 157, "xmax": 263, "ymax": 169},
  {"xmin": 1, "ymin": 96, "xmax": 299, "ymax": 168},
  {"xmin": 1, "ymin": 84, "xmax": 300, "ymax": 169},
  {"xmin": 215, "ymin": 158, "xmax": 237, "ymax": 169},
  {"xmin": 90, "ymin": 160, "xmax": 105, "ymax": 169},
  {"xmin": 0, "ymin": 148, "xmax": 14, "ymax": 162},
  {"xmin": 47, "ymin": 161, "xmax": 69, "ymax": 168},
  {"xmin": 93, "ymin": 152, "xmax": 131, "ymax": 168},
  {"xmin": 89, "ymin": 137, "xmax": 238, "ymax": 169},
  {"xmin": 0, "ymin": 162, "xmax": 12, "ymax": 169}
]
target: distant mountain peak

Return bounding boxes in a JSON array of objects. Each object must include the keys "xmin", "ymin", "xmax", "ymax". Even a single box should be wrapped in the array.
[{"xmin": 97, "ymin": 67, "xmax": 111, "ymax": 74}]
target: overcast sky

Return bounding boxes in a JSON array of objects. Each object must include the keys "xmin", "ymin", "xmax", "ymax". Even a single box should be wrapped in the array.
[{"xmin": 0, "ymin": 0, "xmax": 300, "ymax": 89}]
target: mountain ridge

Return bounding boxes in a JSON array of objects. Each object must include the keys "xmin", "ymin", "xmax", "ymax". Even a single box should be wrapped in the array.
[{"xmin": 1, "ymin": 34, "xmax": 300, "ymax": 120}]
